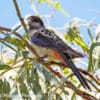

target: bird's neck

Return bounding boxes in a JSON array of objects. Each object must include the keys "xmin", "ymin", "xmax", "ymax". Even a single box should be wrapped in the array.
[{"xmin": 28, "ymin": 27, "xmax": 44, "ymax": 37}]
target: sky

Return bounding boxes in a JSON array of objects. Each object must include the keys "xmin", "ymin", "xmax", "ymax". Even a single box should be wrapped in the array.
[
  {"xmin": 0, "ymin": 0, "xmax": 100, "ymax": 68},
  {"xmin": 0, "ymin": 0, "xmax": 100, "ymax": 28},
  {"xmin": 0, "ymin": 0, "xmax": 99, "ymax": 47},
  {"xmin": 0, "ymin": 1, "xmax": 100, "ymax": 99}
]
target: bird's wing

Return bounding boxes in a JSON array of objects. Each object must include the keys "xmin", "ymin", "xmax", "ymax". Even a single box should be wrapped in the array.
[
  {"xmin": 30, "ymin": 29, "xmax": 90, "ymax": 89},
  {"xmin": 30, "ymin": 29, "xmax": 84, "ymax": 58}
]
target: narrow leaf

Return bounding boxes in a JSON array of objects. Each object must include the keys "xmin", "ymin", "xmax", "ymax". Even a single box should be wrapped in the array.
[{"xmin": 0, "ymin": 64, "xmax": 11, "ymax": 70}]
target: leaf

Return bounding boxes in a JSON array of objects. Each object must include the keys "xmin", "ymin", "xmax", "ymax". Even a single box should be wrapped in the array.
[
  {"xmin": 70, "ymin": 76, "xmax": 78, "ymax": 83},
  {"xmin": 38, "ymin": 0, "xmax": 43, "ymax": 3},
  {"xmin": 37, "ymin": 0, "xmax": 69, "ymax": 17},
  {"xmin": 31, "ymin": 79, "xmax": 43, "ymax": 95},
  {"xmin": 22, "ymin": 51, "xmax": 29, "ymax": 58},
  {"xmin": 63, "ymin": 68, "xmax": 70, "ymax": 75},
  {"xmin": 88, "ymin": 42, "xmax": 100, "ymax": 71},
  {"xmin": 0, "ymin": 64, "xmax": 10, "ymax": 70},
  {"xmin": 71, "ymin": 84, "xmax": 81, "ymax": 100},
  {"xmin": 26, "ymin": 65, "xmax": 45, "ymax": 98},
  {"xmin": 11, "ymin": 87, "xmax": 18, "ymax": 98},
  {"xmin": 2, "ymin": 42, "xmax": 17, "ymax": 52},
  {"xmin": 3, "ymin": 79, "xmax": 11, "ymax": 93},
  {"xmin": 0, "ymin": 79, "xmax": 11, "ymax": 100},
  {"xmin": 3, "ymin": 25, "xmax": 21, "ymax": 52},
  {"xmin": 10, "ymin": 25, "xmax": 21, "ymax": 35},
  {"xmin": 48, "ymin": 89, "xmax": 53, "ymax": 100},
  {"xmin": 43, "ymin": 66, "xmax": 59, "ymax": 85},
  {"xmin": 40, "ymin": 95, "xmax": 48, "ymax": 100},
  {"xmin": 55, "ymin": 93, "xmax": 63, "ymax": 100},
  {"xmin": 64, "ymin": 26, "xmax": 89, "ymax": 53},
  {"xmin": 87, "ymin": 28, "xmax": 94, "ymax": 43},
  {"xmin": 13, "ymin": 52, "xmax": 19, "ymax": 64},
  {"xmin": 71, "ymin": 93, "xmax": 77, "ymax": 100},
  {"xmin": 4, "ymin": 32, "xmax": 24, "ymax": 51},
  {"xmin": 19, "ymin": 83, "xmax": 31, "ymax": 99}
]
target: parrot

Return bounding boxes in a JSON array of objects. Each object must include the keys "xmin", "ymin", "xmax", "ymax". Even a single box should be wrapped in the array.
[{"xmin": 26, "ymin": 15, "xmax": 90, "ymax": 90}]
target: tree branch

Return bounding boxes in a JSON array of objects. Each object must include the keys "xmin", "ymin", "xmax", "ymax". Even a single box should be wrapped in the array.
[
  {"xmin": 13, "ymin": 0, "xmax": 28, "ymax": 35},
  {"xmin": 46, "ymin": 65, "xmax": 97, "ymax": 100},
  {"xmin": 0, "ymin": 26, "xmax": 39, "ymax": 57},
  {"xmin": 0, "ymin": 26, "xmax": 99, "ymax": 99}
]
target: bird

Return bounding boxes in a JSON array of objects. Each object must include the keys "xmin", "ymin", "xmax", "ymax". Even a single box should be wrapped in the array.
[{"xmin": 26, "ymin": 15, "xmax": 90, "ymax": 90}]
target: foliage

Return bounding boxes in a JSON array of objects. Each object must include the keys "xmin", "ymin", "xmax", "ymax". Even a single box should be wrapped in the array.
[{"xmin": 0, "ymin": 0, "xmax": 100, "ymax": 100}]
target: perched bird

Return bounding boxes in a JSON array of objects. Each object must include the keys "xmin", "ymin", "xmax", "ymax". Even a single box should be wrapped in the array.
[{"xmin": 26, "ymin": 15, "xmax": 90, "ymax": 89}]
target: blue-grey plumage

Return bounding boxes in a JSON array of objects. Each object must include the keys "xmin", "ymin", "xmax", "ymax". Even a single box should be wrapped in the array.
[
  {"xmin": 30, "ymin": 28, "xmax": 85, "ymax": 58},
  {"xmin": 26, "ymin": 15, "xmax": 90, "ymax": 90}
]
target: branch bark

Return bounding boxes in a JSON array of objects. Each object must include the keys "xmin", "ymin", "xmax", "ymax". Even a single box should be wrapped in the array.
[
  {"xmin": 13, "ymin": 0, "xmax": 28, "ymax": 35},
  {"xmin": 46, "ymin": 65, "xmax": 97, "ymax": 100},
  {"xmin": 0, "ymin": 26, "xmax": 98, "ymax": 100},
  {"xmin": 0, "ymin": 26, "xmax": 39, "ymax": 57}
]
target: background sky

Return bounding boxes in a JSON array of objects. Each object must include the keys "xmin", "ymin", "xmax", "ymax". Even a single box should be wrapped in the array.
[
  {"xmin": 0, "ymin": 0, "xmax": 100, "ymax": 67},
  {"xmin": 0, "ymin": 1, "xmax": 100, "ymax": 99},
  {"xmin": 0, "ymin": 0, "xmax": 100, "ymax": 28},
  {"xmin": 0, "ymin": 0, "xmax": 100, "ymax": 48}
]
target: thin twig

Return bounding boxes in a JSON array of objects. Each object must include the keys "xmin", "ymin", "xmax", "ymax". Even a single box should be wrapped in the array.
[
  {"xmin": 0, "ymin": 26, "xmax": 23, "ymax": 39},
  {"xmin": 79, "ymin": 68, "xmax": 100, "ymax": 86},
  {"xmin": 0, "ymin": 26, "xmax": 98, "ymax": 99},
  {"xmin": 0, "ymin": 65, "xmax": 20, "ymax": 76},
  {"xmin": 13, "ymin": 0, "xmax": 28, "ymax": 35},
  {"xmin": 43, "ymin": 60, "xmax": 100, "ymax": 90},
  {"xmin": 46, "ymin": 65, "xmax": 97, "ymax": 100},
  {"xmin": 0, "ymin": 26, "xmax": 39, "ymax": 57},
  {"xmin": 87, "ymin": 79, "xmax": 100, "ymax": 92},
  {"xmin": 0, "ymin": 38, "xmax": 4, "ymax": 42}
]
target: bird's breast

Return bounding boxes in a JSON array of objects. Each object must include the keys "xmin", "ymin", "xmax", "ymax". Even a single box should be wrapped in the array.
[
  {"xmin": 31, "ymin": 43, "xmax": 66, "ymax": 65},
  {"xmin": 31, "ymin": 43, "xmax": 55, "ymax": 57}
]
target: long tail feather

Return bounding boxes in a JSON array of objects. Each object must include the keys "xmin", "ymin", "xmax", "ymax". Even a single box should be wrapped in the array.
[{"xmin": 60, "ymin": 53, "xmax": 90, "ymax": 90}]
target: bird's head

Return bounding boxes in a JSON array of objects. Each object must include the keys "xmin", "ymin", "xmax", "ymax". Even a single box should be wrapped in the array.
[{"xmin": 26, "ymin": 15, "xmax": 45, "ymax": 30}]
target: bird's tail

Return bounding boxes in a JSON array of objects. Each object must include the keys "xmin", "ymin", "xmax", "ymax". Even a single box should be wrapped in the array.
[{"xmin": 60, "ymin": 53, "xmax": 90, "ymax": 90}]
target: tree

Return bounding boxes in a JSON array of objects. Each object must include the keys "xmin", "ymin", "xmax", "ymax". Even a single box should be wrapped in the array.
[{"xmin": 0, "ymin": 0, "xmax": 100, "ymax": 100}]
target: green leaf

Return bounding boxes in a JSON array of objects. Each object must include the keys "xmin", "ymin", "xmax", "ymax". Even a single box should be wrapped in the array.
[
  {"xmin": 26, "ymin": 65, "xmax": 45, "ymax": 98},
  {"xmin": 70, "ymin": 76, "xmax": 78, "ymax": 83},
  {"xmin": 43, "ymin": 66, "xmax": 59, "ymax": 85},
  {"xmin": 40, "ymin": 95, "xmax": 48, "ymax": 100},
  {"xmin": 64, "ymin": 26, "xmax": 89, "ymax": 53},
  {"xmin": 87, "ymin": 28, "xmax": 94, "ymax": 43},
  {"xmin": 0, "ymin": 64, "xmax": 11, "ymax": 70},
  {"xmin": 9, "ymin": 25, "xmax": 21, "ymax": 35},
  {"xmin": 22, "ymin": 51, "xmax": 29, "ymax": 58},
  {"xmin": 63, "ymin": 68, "xmax": 70, "ymax": 75},
  {"xmin": 88, "ymin": 42, "xmax": 100, "ymax": 71},
  {"xmin": 37, "ymin": 0, "xmax": 69, "ymax": 17},
  {"xmin": 38, "ymin": 0, "xmax": 43, "ymax": 3},
  {"xmin": 4, "ymin": 36, "xmax": 24, "ymax": 51},
  {"xmin": 71, "ymin": 84, "xmax": 81, "ymax": 100},
  {"xmin": 0, "ymin": 79, "xmax": 11, "ymax": 100},
  {"xmin": 3, "ymin": 79, "xmax": 11, "ymax": 93},
  {"xmin": 19, "ymin": 83, "xmax": 31, "ymax": 99},
  {"xmin": 55, "ymin": 93, "xmax": 63, "ymax": 100},
  {"xmin": 31, "ymin": 79, "xmax": 42, "ymax": 95},
  {"xmin": 71, "ymin": 93, "xmax": 77, "ymax": 100},
  {"xmin": 2, "ymin": 42, "xmax": 17, "ymax": 52},
  {"xmin": 13, "ymin": 52, "xmax": 19, "ymax": 64}
]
